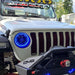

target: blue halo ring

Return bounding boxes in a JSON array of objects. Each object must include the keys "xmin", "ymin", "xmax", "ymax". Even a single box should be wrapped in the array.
[{"xmin": 14, "ymin": 32, "xmax": 30, "ymax": 48}]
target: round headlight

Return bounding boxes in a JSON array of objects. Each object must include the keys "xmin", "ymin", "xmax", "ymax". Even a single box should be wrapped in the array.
[{"xmin": 14, "ymin": 32, "xmax": 30, "ymax": 48}]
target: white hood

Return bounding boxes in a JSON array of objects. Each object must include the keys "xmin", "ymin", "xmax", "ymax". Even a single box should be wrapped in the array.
[{"xmin": 1, "ymin": 18, "xmax": 75, "ymax": 35}]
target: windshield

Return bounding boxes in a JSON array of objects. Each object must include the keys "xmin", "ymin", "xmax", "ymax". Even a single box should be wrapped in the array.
[{"xmin": 0, "ymin": 0, "xmax": 56, "ymax": 19}]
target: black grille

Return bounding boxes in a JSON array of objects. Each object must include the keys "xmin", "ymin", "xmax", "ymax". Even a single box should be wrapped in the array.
[{"xmin": 30, "ymin": 32, "xmax": 75, "ymax": 55}]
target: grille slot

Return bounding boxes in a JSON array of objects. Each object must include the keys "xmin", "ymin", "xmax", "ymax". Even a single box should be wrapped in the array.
[
  {"xmin": 46, "ymin": 32, "xmax": 51, "ymax": 51},
  {"xmin": 65, "ymin": 32, "xmax": 69, "ymax": 47},
  {"xmin": 53, "ymin": 32, "xmax": 58, "ymax": 46},
  {"xmin": 30, "ymin": 32, "xmax": 75, "ymax": 55},
  {"xmin": 59, "ymin": 32, "xmax": 64, "ymax": 46},
  {"xmin": 30, "ymin": 33, "xmax": 37, "ymax": 55},
  {"xmin": 71, "ymin": 32, "xmax": 74, "ymax": 46},
  {"xmin": 38, "ymin": 32, "xmax": 44, "ymax": 54}
]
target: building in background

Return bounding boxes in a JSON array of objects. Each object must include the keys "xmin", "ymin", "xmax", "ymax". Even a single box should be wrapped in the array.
[{"xmin": 73, "ymin": 0, "xmax": 75, "ymax": 13}]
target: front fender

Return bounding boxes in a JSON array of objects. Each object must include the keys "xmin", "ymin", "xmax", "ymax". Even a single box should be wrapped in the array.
[{"xmin": 0, "ymin": 35, "xmax": 11, "ymax": 52}]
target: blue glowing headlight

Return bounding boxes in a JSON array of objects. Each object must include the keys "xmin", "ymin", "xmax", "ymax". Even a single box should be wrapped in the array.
[
  {"xmin": 14, "ymin": 32, "xmax": 30, "ymax": 48},
  {"xmin": 68, "ymin": 68, "xmax": 75, "ymax": 74},
  {"xmin": 45, "ymin": 73, "xmax": 51, "ymax": 75}
]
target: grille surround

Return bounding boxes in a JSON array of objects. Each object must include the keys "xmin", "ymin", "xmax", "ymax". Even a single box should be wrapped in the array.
[{"xmin": 10, "ymin": 30, "xmax": 75, "ymax": 60}]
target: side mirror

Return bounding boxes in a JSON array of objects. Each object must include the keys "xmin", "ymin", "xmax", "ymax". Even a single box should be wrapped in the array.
[{"xmin": 58, "ymin": 18, "xmax": 62, "ymax": 22}]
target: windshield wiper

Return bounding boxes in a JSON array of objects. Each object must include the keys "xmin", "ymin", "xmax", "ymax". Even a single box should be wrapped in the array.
[
  {"xmin": 25, "ymin": 13, "xmax": 49, "ymax": 19},
  {"xmin": 38, "ymin": 15, "xmax": 49, "ymax": 19}
]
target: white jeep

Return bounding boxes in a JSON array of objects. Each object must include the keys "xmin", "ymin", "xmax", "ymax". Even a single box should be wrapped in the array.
[{"xmin": 0, "ymin": 0, "xmax": 75, "ymax": 75}]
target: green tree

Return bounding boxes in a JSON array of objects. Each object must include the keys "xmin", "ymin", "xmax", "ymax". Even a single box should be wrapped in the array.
[
  {"xmin": 63, "ymin": 0, "xmax": 73, "ymax": 14},
  {"xmin": 55, "ymin": 0, "xmax": 65, "ymax": 18},
  {"xmin": 54, "ymin": 0, "xmax": 73, "ymax": 19}
]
